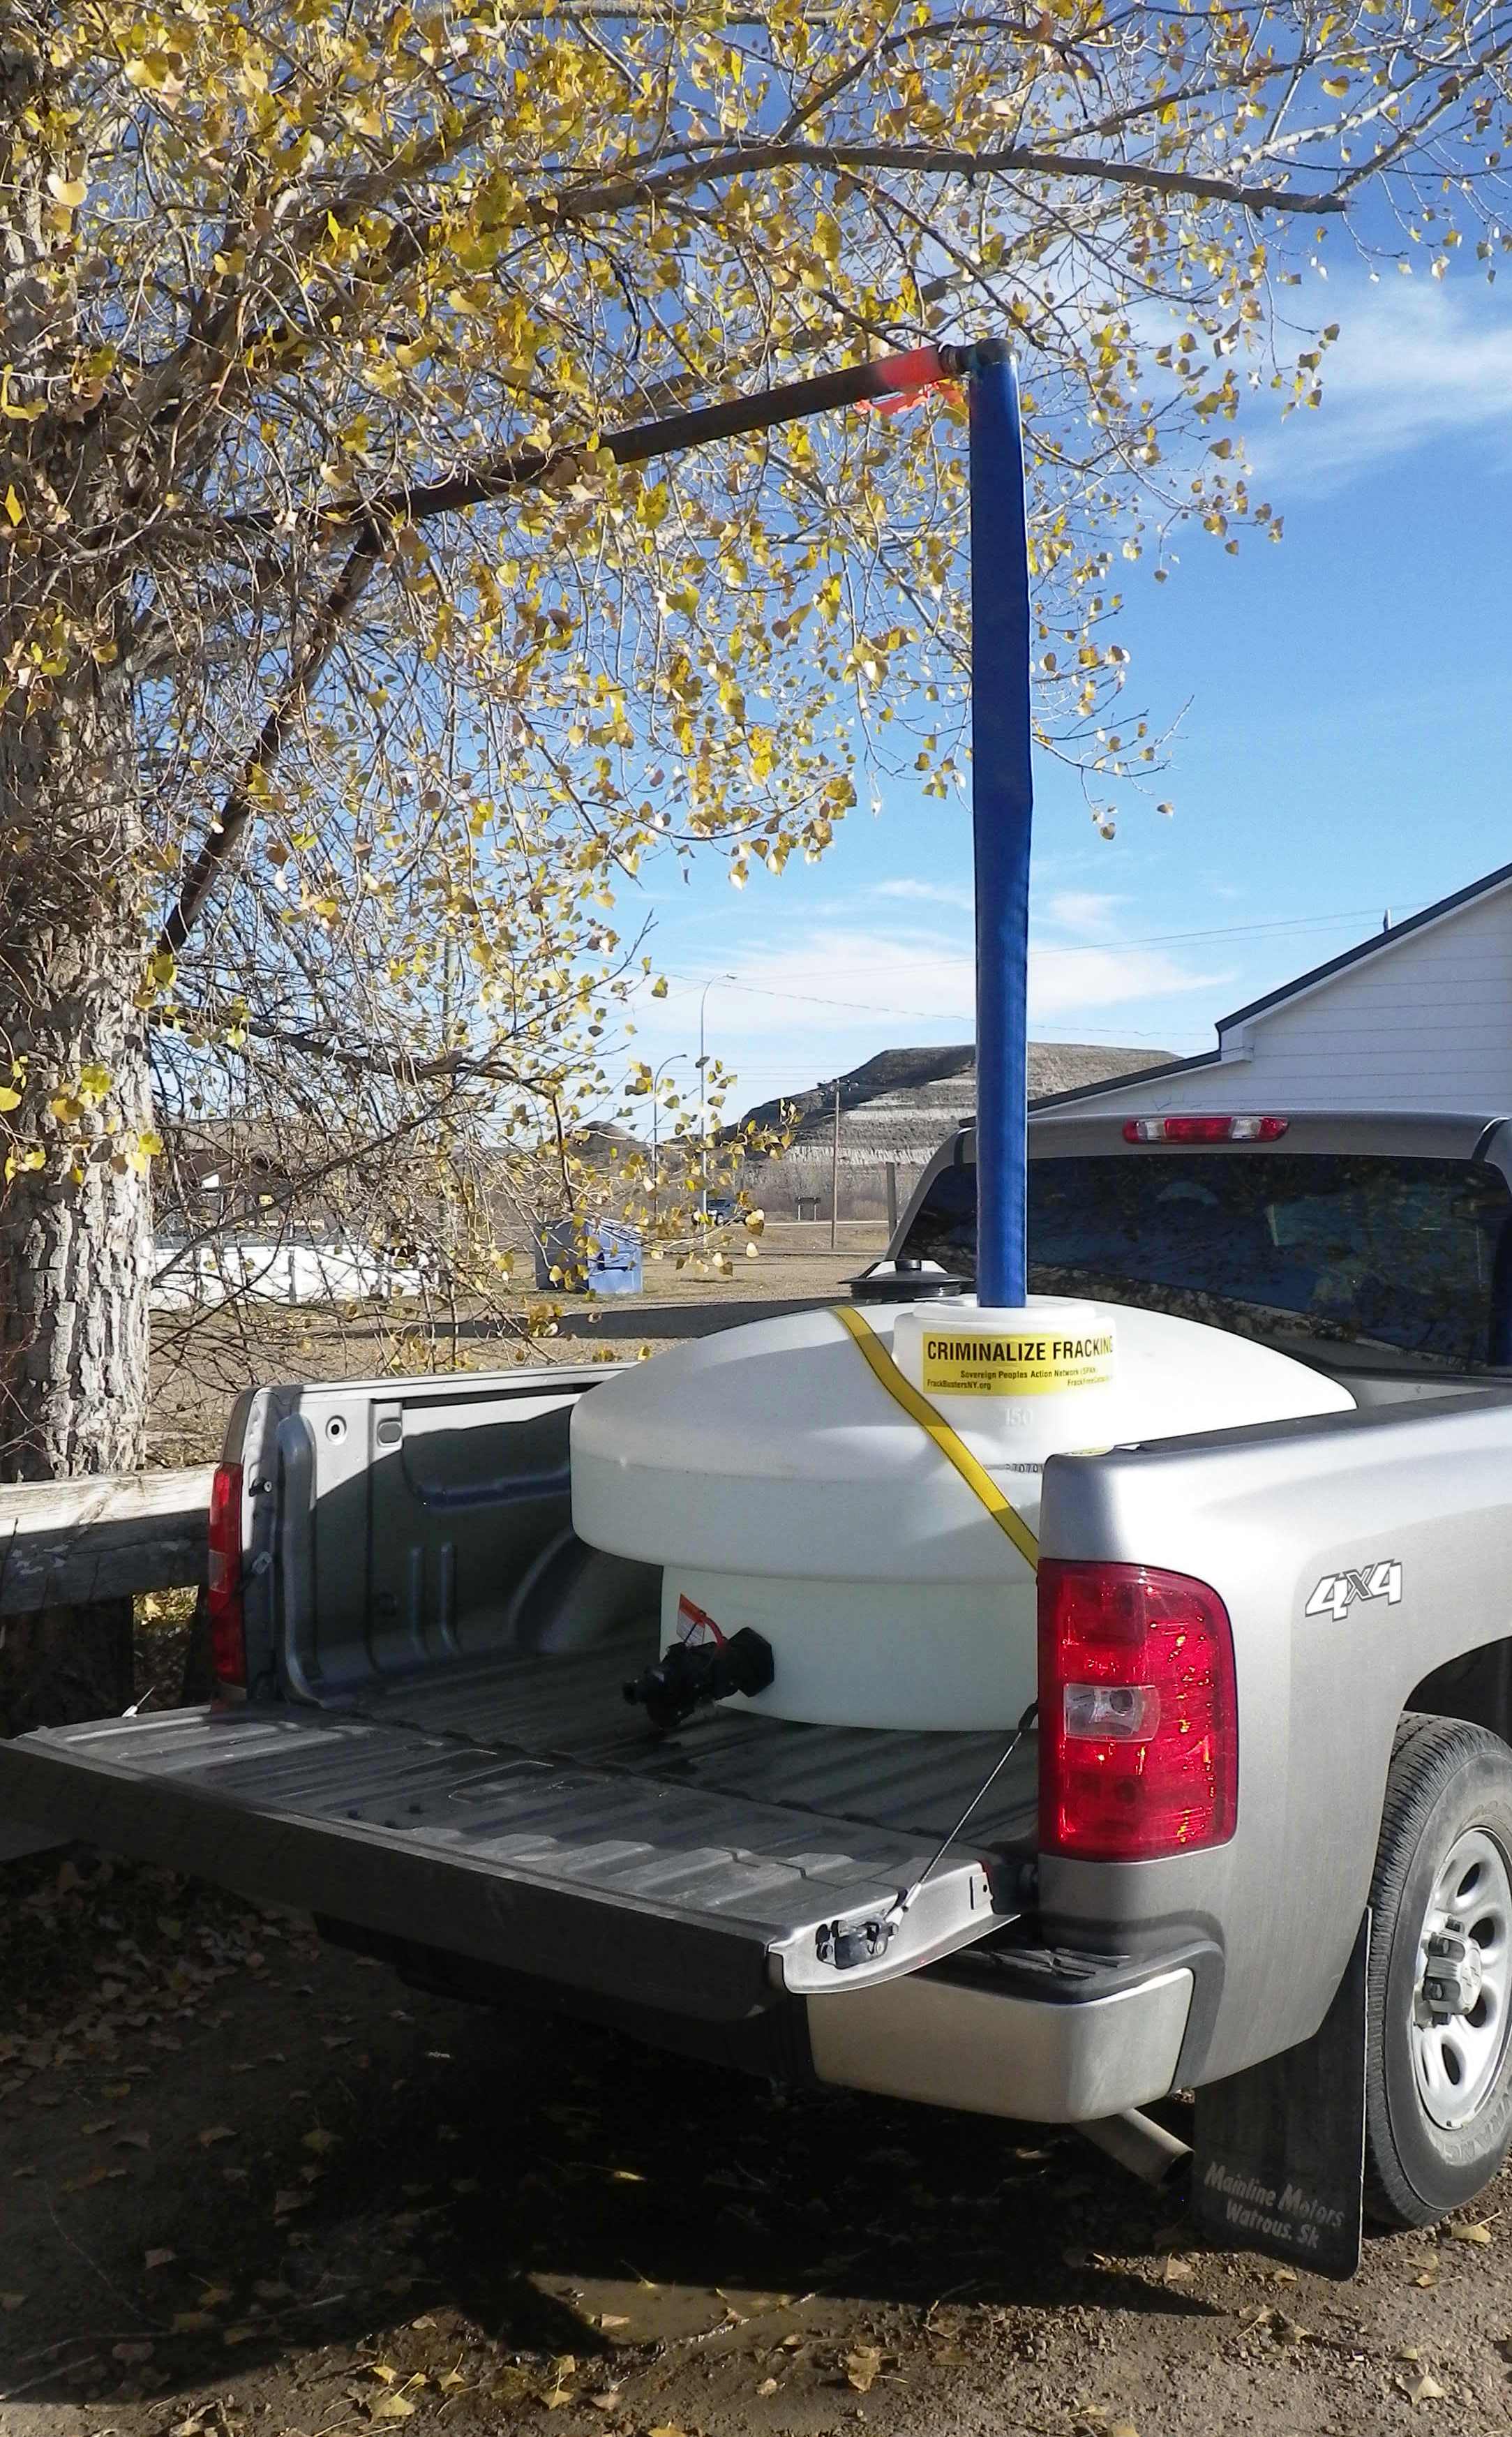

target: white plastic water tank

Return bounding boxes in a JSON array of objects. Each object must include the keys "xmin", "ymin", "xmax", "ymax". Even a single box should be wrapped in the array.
[{"xmin": 570, "ymin": 1295, "xmax": 1355, "ymax": 1730}]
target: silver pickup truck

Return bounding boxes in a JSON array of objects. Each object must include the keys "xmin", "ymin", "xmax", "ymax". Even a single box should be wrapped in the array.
[{"xmin": 8, "ymin": 1107, "xmax": 1512, "ymax": 2274}]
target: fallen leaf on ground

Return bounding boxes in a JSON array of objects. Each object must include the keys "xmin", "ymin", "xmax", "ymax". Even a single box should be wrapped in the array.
[
  {"xmin": 170, "ymin": 2311, "xmax": 216, "ymax": 2335},
  {"xmin": 370, "ymin": 2394, "xmax": 416, "ymax": 2421},
  {"xmin": 1449, "ymin": 2220, "xmax": 1493, "ymax": 2244},
  {"xmin": 1408, "ymin": 2372, "xmax": 1446, "ymax": 2404},
  {"xmin": 197, "ymin": 2125, "xmax": 234, "ymax": 2147},
  {"xmin": 82, "ymin": 2117, "xmax": 117, "ymax": 2136},
  {"xmin": 1162, "ymin": 2256, "xmax": 1195, "ymax": 2284},
  {"xmin": 596, "ymin": 2313, "xmax": 629, "ymax": 2330},
  {"xmin": 845, "ymin": 2346, "xmax": 883, "ymax": 2394},
  {"xmin": 0, "ymin": 2293, "xmax": 25, "ymax": 2311},
  {"xmin": 112, "ymin": 2340, "xmax": 155, "ymax": 2364},
  {"xmin": 368, "ymin": 2365, "xmax": 400, "ymax": 2385},
  {"xmin": 144, "ymin": 2249, "xmax": 176, "ymax": 2270},
  {"xmin": 303, "ymin": 2127, "xmax": 338, "ymax": 2154},
  {"xmin": 197, "ymin": 2285, "xmax": 232, "ymax": 2308},
  {"xmin": 116, "ymin": 2129, "xmax": 152, "ymax": 2149},
  {"xmin": 756, "ymin": 2376, "xmax": 779, "ymax": 2395},
  {"xmin": 587, "ymin": 2390, "xmax": 621, "ymax": 2412}
]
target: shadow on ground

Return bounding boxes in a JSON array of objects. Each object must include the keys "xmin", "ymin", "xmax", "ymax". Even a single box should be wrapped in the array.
[{"xmin": 0, "ymin": 1857, "xmax": 1227, "ymax": 2434}]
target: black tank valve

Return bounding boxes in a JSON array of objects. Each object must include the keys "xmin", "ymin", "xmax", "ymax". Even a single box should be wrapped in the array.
[{"xmin": 624, "ymin": 1627, "xmax": 775, "ymax": 1734}]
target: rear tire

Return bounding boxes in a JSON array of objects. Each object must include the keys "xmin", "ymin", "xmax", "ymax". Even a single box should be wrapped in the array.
[{"xmin": 1365, "ymin": 1714, "xmax": 1512, "ymax": 2229}]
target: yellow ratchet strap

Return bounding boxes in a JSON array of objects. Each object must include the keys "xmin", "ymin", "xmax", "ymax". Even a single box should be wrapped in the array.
[{"xmin": 831, "ymin": 1302, "xmax": 1040, "ymax": 1572}]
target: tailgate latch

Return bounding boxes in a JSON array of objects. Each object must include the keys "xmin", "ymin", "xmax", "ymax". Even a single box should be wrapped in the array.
[{"xmin": 814, "ymin": 1911, "xmax": 899, "ymax": 1972}]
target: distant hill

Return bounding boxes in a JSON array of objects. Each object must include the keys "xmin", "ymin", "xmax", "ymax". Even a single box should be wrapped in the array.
[{"xmin": 738, "ymin": 1041, "xmax": 1172, "ymax": 1159}]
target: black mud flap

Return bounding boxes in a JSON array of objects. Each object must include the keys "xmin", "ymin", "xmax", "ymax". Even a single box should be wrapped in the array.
[{"xmin": 1192, "ymin": 1911, "xmax": 1369, "ymax": 2279}]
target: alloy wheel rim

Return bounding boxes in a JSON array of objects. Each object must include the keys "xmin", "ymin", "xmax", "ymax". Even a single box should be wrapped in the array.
[{"xmin": 1409, "ymin": 1826, "xmax": 1512, "ymax": 2132}]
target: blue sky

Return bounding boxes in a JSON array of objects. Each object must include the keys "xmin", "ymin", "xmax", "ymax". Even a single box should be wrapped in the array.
[{"xmin": 601, "ymin": 264, "xmax": 1512, "ymax": 1123}]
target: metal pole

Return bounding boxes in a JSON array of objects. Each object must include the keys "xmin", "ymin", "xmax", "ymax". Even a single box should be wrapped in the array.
[
  {"xmin": 830, "ymin": 1079, "xmax": 841, "ymax": 1250},
  {"xmin": 698, "ymin": 987, "xmax": 710, "ymax": 1218},
  {"xmin": 696, "ymin": 977, "xmax": 733, "ymax": 1218},
  {"xmin": 967, "ymin": 343, "xmax": 1033, "ymax": 1311},
  {"xmin": 885, "ymin": 1160, "xmax": 899, "ymax": 1239},
  {"xmin": 648, "ymin": 1052, "xmax": 686, "ymax": 1218}
]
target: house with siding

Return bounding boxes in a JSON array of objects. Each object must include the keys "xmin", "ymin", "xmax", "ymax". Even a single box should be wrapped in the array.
[{"xmin": 1033, "ymin": 862, "xmax": 1512, "ymax": 1121}]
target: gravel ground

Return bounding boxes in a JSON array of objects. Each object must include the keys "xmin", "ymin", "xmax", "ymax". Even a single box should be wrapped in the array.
[{"xmin": 2, "ymin": 1855, "xmax": 1511, "ymax": 2437}]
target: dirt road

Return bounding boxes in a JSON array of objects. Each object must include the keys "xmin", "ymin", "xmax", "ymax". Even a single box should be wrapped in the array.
[{"xmin": 2, "ymin": 1854, "xmax": 1509, "ymax": 2437}]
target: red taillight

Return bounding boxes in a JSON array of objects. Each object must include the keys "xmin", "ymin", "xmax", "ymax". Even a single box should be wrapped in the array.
[
  {"xmin": 1038, "ymin": 1561, "xmax": 1237, "ymax": 1861},
  {"xmin": 1123, "ymin": 1115, "xmax": 1288, "ymax": 1144},
  {"xmin": 207, "ymin": 1461, "xmax": 246, "ymax": 1688}
]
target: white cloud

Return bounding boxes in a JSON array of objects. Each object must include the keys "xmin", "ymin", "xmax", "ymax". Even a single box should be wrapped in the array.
[
  {"xmin": 663, "ymin": 921, "xmax": 1226, "ymax": 1038},
  {"xmin": 1028, "ymin": 941, "xmax": 1230, "ymax": 1022},
  {"xmin": 872, "ymin": 877, "xmax": 974, "ymax": 910},
  {"xmin": 1249, "ymin": 277, "xmax": 1512, "ymax": 490},
  {"xmin": 618, "ymin": 899, "xmax": 1229, "ymax": 1108},
  {"xmin": 1039, "ymin": 888, "xmax": 1125, "ymax": 939}
]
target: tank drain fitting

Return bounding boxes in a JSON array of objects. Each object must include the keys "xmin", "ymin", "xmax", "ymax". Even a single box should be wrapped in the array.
[{"xmin": 624, "ymin": 1627, "xmax": 775, "ymax": 1734}]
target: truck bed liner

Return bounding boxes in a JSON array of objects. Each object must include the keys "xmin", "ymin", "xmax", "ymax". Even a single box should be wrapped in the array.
[
  {"xmin": 346, "ymin": 1636, "xmax": 1037, "ymax": 1842},
  {"xmin": 0, "ymin": 1638, "xmax": 1032, "ymax": 2020}
]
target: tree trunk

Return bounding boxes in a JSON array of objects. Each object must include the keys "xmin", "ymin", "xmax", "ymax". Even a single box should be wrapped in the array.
[
  {"xmin": 0, "ymin": 11, "xmax": 155, "ymax": 1734},
  {"xmin": 0, "ymin": 680, "xmax": 154, "ymax": 1735}
]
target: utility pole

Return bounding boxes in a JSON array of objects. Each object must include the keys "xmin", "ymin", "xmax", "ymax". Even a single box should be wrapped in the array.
[
  {"xmin": 830, "ymin": 1078, "xmax": 841, "ymax": 1251},
  {"xmin": 648, "ymin": 1052, "xmax": 687, "ymax": 1223},
  {"xmin": 696, "ymin": 973, "xmax": 735, "ymax": 1218}
]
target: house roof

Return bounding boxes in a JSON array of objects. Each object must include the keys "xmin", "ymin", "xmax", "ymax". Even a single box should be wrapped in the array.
[
  {"xmin": 1032, "ymin": 858, "xmax": 1512, "ymax": 1113},
  {"xmin": 1221, "ymin": 856, "xmax": 1512, "ymax": 1027}
]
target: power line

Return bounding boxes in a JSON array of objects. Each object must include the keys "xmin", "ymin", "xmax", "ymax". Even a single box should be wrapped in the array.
[{"xmin": 645, "ymin": 898, "xmax": 1430, "ymax": 1025}]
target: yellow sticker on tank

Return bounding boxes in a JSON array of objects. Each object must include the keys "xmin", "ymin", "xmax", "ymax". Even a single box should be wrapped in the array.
[{"xmin": 920, "ymin": 1329, "xmax": 1115, "ymax": 1396}]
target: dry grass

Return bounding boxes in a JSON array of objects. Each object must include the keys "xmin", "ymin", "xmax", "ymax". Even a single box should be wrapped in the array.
[{"xmin": 147, "ymin": 1222, "xmax": 888, "ymax": 1467}]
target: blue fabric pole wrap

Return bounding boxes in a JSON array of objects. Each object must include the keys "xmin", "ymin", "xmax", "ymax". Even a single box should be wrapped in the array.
[{"xmin": 968, "ymin": 345, "xmax": 1033, "ymax": 1311}]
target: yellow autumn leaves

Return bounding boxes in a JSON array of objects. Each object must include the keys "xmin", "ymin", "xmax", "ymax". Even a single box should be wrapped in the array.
[{"xmin": 4, "ymin": 0, "xmax": 1508, "ymax": 1290}]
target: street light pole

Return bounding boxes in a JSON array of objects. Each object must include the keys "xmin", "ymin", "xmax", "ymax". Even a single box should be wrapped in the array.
[
  {"xmin": 649, "ymin": 1052, "xmax": 687, "ymax": 1217},
  {"xmin": 696, "ymin": 973, "xmax": 735, "ymax": 1217}
]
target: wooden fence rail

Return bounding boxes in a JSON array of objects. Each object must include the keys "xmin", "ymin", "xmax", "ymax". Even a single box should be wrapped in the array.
[{"xmin": 0, "ymin": 1466, "xmax": 214, "ymax": 1616}]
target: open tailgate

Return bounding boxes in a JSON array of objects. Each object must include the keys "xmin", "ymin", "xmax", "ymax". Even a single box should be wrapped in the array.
[{"xmin": 0, "ymin": 1652, "xmax": 1026, "ymax": 2019}]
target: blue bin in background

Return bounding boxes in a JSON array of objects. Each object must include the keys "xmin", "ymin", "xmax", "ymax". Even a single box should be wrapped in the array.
[{"xmin": 534, "ymin": 1218, "xmax": 643, "ymax": 1297}]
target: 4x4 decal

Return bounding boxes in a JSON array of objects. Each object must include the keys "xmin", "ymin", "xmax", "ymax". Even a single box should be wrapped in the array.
[{"xmin": 1305, "ymin": 1560, "xmax": 1403, "ymax": 1624}]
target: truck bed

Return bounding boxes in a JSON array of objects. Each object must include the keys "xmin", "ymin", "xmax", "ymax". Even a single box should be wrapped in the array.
[{"xmin": 1, "ymin": 1634, "xmax": 1033, "ymax": 2020}]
